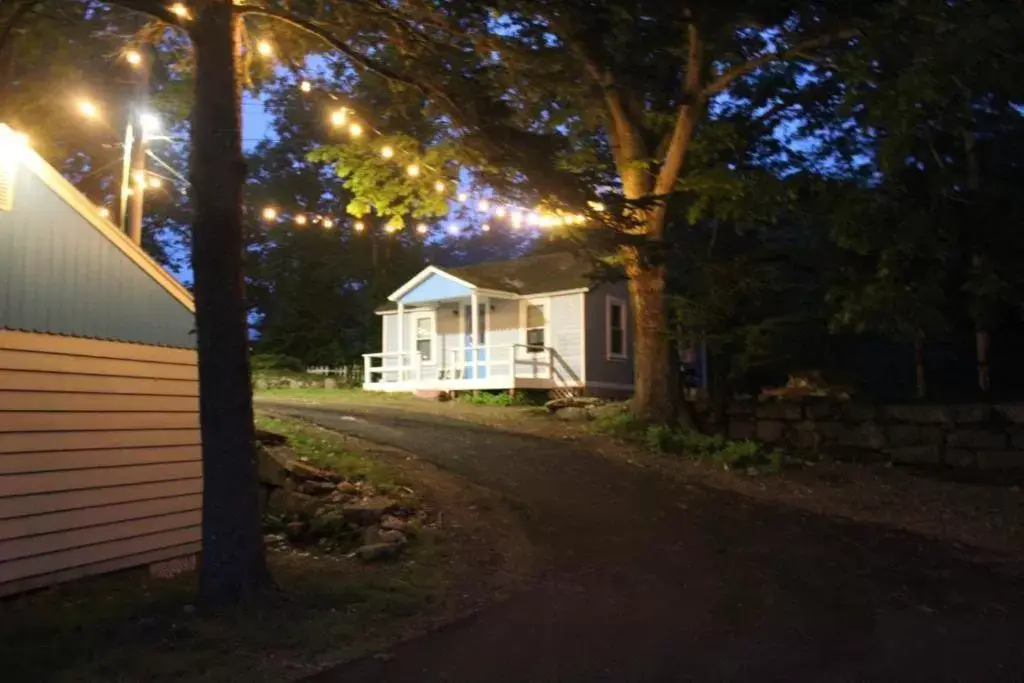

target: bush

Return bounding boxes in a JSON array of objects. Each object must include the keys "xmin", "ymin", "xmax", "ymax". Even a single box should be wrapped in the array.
[
  {"xmin": 595, "ymin": 414, "xmax": 783, "ymax": 473},
  {"xmin": 251, "ymin": 353, "xmax": 306, "ymax": 373},
  {"xmin": 457, "ymin": 391, "xmax": 535, "ymax": 407}
]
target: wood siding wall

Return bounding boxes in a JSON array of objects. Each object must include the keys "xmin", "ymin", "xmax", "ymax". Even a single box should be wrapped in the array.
[{"xmin": 0, "ymin": 330, "xmax": 201, "ymax": 596}]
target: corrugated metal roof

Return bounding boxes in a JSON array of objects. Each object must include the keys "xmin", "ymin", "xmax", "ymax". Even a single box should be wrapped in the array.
[{"xmin": 0, "ymin": 143, "xmax": 195, "ymax": 349}]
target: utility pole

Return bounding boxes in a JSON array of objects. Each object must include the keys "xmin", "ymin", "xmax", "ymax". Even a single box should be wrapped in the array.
[{"xmin": 126, "ymin": 45, "xmax": 151, "ymax": 245}]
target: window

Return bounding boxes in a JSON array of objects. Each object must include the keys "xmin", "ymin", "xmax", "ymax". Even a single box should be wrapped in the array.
[
  {"xmin": 414, "ymin": 315, "xmax": 433, "ymax": 361},
  {"xmin": 525, "ymin": 303, "xmax": 546, "ymax": 353},
  {"xmin": 607, "ymin": 297, "xmax": 627, "ymax": 359}
]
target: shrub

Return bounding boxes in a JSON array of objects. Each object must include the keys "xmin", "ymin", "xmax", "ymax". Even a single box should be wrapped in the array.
[
  {"xmin": 457, "ymin": 391, "xmax": 535, "ymax": 407},
  {"xmin": 645, "ymin": 425, "xmax": 784, "ymax": 473},
  {"xmin": 593, "ymin": 411, "xmax": 647, "ymax": 438}
]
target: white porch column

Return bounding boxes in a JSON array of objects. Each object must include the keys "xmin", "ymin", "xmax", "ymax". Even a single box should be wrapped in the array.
[
  {"xmin": 470, "ymin": 291, "xmax": 479, "ymax": 378},
  {"xmin": 396, "ymin": 301, "xmax": 405, "ymax": 381}
]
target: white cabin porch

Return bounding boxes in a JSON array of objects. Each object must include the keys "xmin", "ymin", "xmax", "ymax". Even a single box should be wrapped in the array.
[{"xmin": 364, "ymin": 265, "xmax": 584, "ymax": 392}]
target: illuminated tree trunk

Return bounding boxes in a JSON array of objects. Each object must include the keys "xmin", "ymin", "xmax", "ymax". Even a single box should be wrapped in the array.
[
  {"xmin": 189, "ymin": 1, "xmax": 271, "ymax": 606},
  {"xmin": 624, "ymin": 248, "xmax": 676, "ymax": 424}
]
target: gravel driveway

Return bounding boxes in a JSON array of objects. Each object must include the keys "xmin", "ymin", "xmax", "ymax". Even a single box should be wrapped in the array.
[{"xmin": 261, "ymin": 400, "xmax": 1024, "ymax": 682}]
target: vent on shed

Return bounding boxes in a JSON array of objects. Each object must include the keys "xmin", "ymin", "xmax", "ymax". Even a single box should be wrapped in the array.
[{"xmin": 0, "ymin": 157, "xmax": 13, "ymax": 211}]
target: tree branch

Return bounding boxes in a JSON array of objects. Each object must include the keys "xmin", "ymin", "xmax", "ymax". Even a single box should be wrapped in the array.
[
  {"xmin": 0, "ymin": 1, "xmax": 41, "ymax": 59},
  {"xmin": 103, "ymin": 0, "xmax": 183, "ymax": 26},
  {"xmin": 238, "ymin": 4, "xmax": 471, "ymax": 127},
  {"xmin": 653, "ymin": 22, "xmax": 704, "ymax": 202},
  {"xmin": 702, "ymin": 28, "xmax": 861, "ymax": 98}
]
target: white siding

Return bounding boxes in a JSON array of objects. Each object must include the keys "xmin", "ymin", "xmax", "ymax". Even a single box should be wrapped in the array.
[
  {"xmin": 0, "ymin": 330, "xmax": 201, "ymax": 596},
  {"xmin": 549, "ymin": 293, "xmax": 585, "ymax": 385}
]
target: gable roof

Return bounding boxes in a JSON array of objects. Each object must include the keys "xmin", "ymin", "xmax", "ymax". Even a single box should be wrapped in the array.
[
  {"xmin": 447, "ymin": 252, "xmax": 596, "ymax": 295},
  {"xmin": 378, "ymin": 252, "xmax": 600, "ymax": 312},
  {"xmin": 0, "ymin": 124, "xmax": 194, "ymax": 313}
]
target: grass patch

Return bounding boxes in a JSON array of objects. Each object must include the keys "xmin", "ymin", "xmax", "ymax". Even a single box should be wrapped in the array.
[
  {"xmin": 2, "ymin": 546, "xmax": 449, "ymax": 683},
  {"xmin": 592, "ymin": 412, "xmax": 784, "ymax": 473},
  {"xmin": 256, "ymin": 413, "xmax": 403, "ymax": 490}
]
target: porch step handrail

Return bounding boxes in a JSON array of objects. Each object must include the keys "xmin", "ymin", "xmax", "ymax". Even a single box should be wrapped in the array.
[{"xmin": 364, "ymin": 343, "xmax": 555, "ymax": 386}]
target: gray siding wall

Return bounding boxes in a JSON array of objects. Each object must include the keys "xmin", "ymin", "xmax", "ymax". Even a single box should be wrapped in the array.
[
  {"xmin": 0, "ymin": 160, "xmax": 194, "ymax": 348},
  {"xmin": 549, "ymin": 293, "xmax": 585, "ymax": 384},
  {"xmin": 585, "ymin": 282, "xmax": 634, "ymax": 388}
]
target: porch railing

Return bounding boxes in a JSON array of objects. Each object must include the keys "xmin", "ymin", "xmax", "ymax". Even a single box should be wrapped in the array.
[{"xmin": 363, "ymin": 344, "xmax": 554, "ymax": 386}]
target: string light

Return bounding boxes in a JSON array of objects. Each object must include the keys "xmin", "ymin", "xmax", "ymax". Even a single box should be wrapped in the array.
[
  {"xmin": 98, "ymin": 207, "xmax": 111, "ymax": 218},
  {"xmin": 322, "ymin": 218, "xmax": 334, "ymax": 228},
  {"xmin": 148, "ymin": 177, "xmax": 162, "ymax": 189},
  {"xmin": 588, "ymin": 201, "xmax": 606, "ymax": 212},
  {"xmin": 495, "ymin": 206, "xmax": 506, "ymax": 218},
  {"xmin": 139, "ymin": 112, "xmax": 161, "ymax": 135},
  {"xmin": 256, "ymin": 40, "xmax": 274, "ymax": 57},
  {"xmin": 448, "ymin": 224, "xmax": 460, "ymax": 235},
  {"xmin": 330, "ymin": 108, "xmax": 348, "ymax": 127},
  {"xmin": 380, "ymin": 145, "xmax": 394, "ymax": 159},
  {"xmin": 482, "ymin": 223, "xmax": 491, "ymax": 232},
  {"xmin": 125, "ymin": 50, "xmax": 142, "ymax": 66},
  {"xmin": 477, "ymin": 199, "xmax": 489, "ymax": 212},
  {"xmin": 511, "ymin": 212, "xmax": 523, "ymax": 228},
  {"xmin": 457, "ymin": 192, "xmax": 469, "ymax": 203},
  {"xmin": 299, "ymin": 80, "xmax": 312, "ymax": 93},
  {"xmin": 133, "ymin": 170, "xmax": 146, "ymax": 185},
  {"xmin": 406, "ymin": 163, "xmax": 420, "ymax": 177},
  {"xmin": 348, "ymin": 122, "xmax": 363, "ymax": 138},
  {"xmin": 354, "ymin": 220, "xmax": 365, "ymax": 232},
  {"xmin": 294, "ymin": 214, "xmax": 307, "ymax": 225},
  {"xmin": 385, "ymin": 224, "xmax": 397, "ymax": 233},
  {"xmin": 434, "ymin": 180, "xmax": 446, "ymax": 193},
  {"xmin": 77, "ymin": 100, "xmax": 99, "ymax": 119},
  {"xmin": 262, "ymin": 207, "xmax": 278, "ymax": 221},
  {"xmin": 416, "ymin": 223, "xmax": 428, "ymax": 234},
  {"xmin": 169, "ymin": 3, "xmax": 190, "ymax": 19}
]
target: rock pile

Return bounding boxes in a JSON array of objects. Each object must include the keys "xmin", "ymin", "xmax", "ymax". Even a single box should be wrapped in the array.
[{"xmin": 256, "ymin": 431, "xmax": 421, "ymax": 561}]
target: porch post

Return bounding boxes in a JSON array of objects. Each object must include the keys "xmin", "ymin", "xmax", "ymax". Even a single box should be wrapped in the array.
[
  {"xmin": 396, "ymin": 301, "xmax": 405, "ymax": 381},
  {"xmin": 470, "ymin": 291, "xmax": 479, "ymax": 379}
]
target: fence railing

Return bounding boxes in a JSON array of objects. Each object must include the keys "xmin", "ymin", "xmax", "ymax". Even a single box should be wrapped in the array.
[
  {"xmin": 306, "ymin": 364, "xmax": 365, "ymax": 385},
  {"xmin": 363, "ymin": 344, "xmax": 554, "ymax": 386}
]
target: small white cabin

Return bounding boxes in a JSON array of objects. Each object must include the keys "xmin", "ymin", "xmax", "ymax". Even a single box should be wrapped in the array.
[{"xmin": 364, "ymin": 253, "xmax": 634, "ymax": 396}]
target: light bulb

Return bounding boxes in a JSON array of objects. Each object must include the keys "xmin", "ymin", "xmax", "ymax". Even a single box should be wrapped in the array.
[
  {"xmin": 348, "ymin": 122, "xmax": 363, "ymax": 137},
  {"xmin": 354, "ymin": 220, "xmax": 365, "ymax": 232},
  {"xmin": 133, "ymin": 170, "xmax": 147, "ymax": 185},
  {"xmin": 406, "ymin": 163, "xmax": 420, "ymax": 177},
  {"xmin": 294, "ymin": 214, "xmax": 308, "ymax": 225},
  {"xmin": 262, "ymin": 207, "xmax": 278, "ymax": 221},
  {"xmin": 330, "ymin": 108, "xmax": 348, "ymax": 126},
  {"xmin": 380, "ymin": 145, "xmax": 394, "ymax": 159},
  {"xmin": 434, "ymin": 180, "xmax": 446, "ymax": 193},
  {"xmin": 448, "ymin": 224, "xmax": 460, "ymax": 235},
  {"xmin": 148, "ymin": 177, "xmax": 162, "ymax": 189},
  {"xmin": 477, "ymin": 199, "xmax": 489, "ymax": 212},
  {"xmin": 482, "ymin": 224, "xmax": 491, "ymax": 232},
  {"xmin": 457, "ymin": 192, "xmax": 468, "ymax": 203},
  {"xmin": 169, "ymin": 3, "xmax": 190, "ymax": 19},
  {"xmin": 98, "ymin": 207, "xmax": 111, "ymax": 218},
  {"xmin": 527, "ymin": 213, "xmax": 540, "ymax": 226},
  {"xmin": 77, "ymin": 100, "xmax": 99, "ymax": 119},
  {"xmin": 139, "ymin": 112, "xmax": 161, "ymax": 135},
  {"xmin": 511, "ymin": 212, "xmax": 523, "ymax": 228},
  {"xmin": 125, "ymin": 50, "xmax": 142, "ymax": 66},
  {"xmin": 256, "ymin": 40, "xmax": 273, "ymax": 57},
  {"xmin": 588, "ymin": 201, "xmax": 606, "ymax": 212},
  {"xmin": 495, "ymin": 206, "xmax": 507, "ymax": 218},
  {"xmin": 416, "ymin": 223, "xmax": 428, "ymax": 234},
  {"xmin": 299, "ymin": 80, "xmax": 312, "ymax": 93},
  {"xmin": 322, "ymin": 217, "xmax": 334, "ymax": 228}
]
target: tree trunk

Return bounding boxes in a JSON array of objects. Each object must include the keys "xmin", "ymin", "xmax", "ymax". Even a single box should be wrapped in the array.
[
  {"xmin": 914, "ymin": 332, "xmax": 927, "ymax": 400},
  {"xmin": 189, "ymin": 2, "xmax": 271, "ymax": 606},
  {"xmin": 625, "ymin": 249, "xmax": 675, "ymax": 424},
  {"xmin": 976, "ymin": 325, "xmax": 991, "ymax": 397}
]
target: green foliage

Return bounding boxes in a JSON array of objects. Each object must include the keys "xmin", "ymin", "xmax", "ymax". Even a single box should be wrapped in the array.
[
  {"xmin": 644, "ymin": 425, "xmax": 783, "ymax": 472},
  {"xmin": 456, "ymin": 391, "xmax": 534, "ymax": 407}
]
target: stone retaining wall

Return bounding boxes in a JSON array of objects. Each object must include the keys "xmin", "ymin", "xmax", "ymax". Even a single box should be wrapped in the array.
[{"xmin": 723, "ymin": 400, "xmax": 1024, "ymax": 470}]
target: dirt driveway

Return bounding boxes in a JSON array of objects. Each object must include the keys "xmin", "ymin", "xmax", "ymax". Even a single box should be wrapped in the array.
[{"xmin": 261, "ymin": 400, "xmax": 1024, "ymax": 682}]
